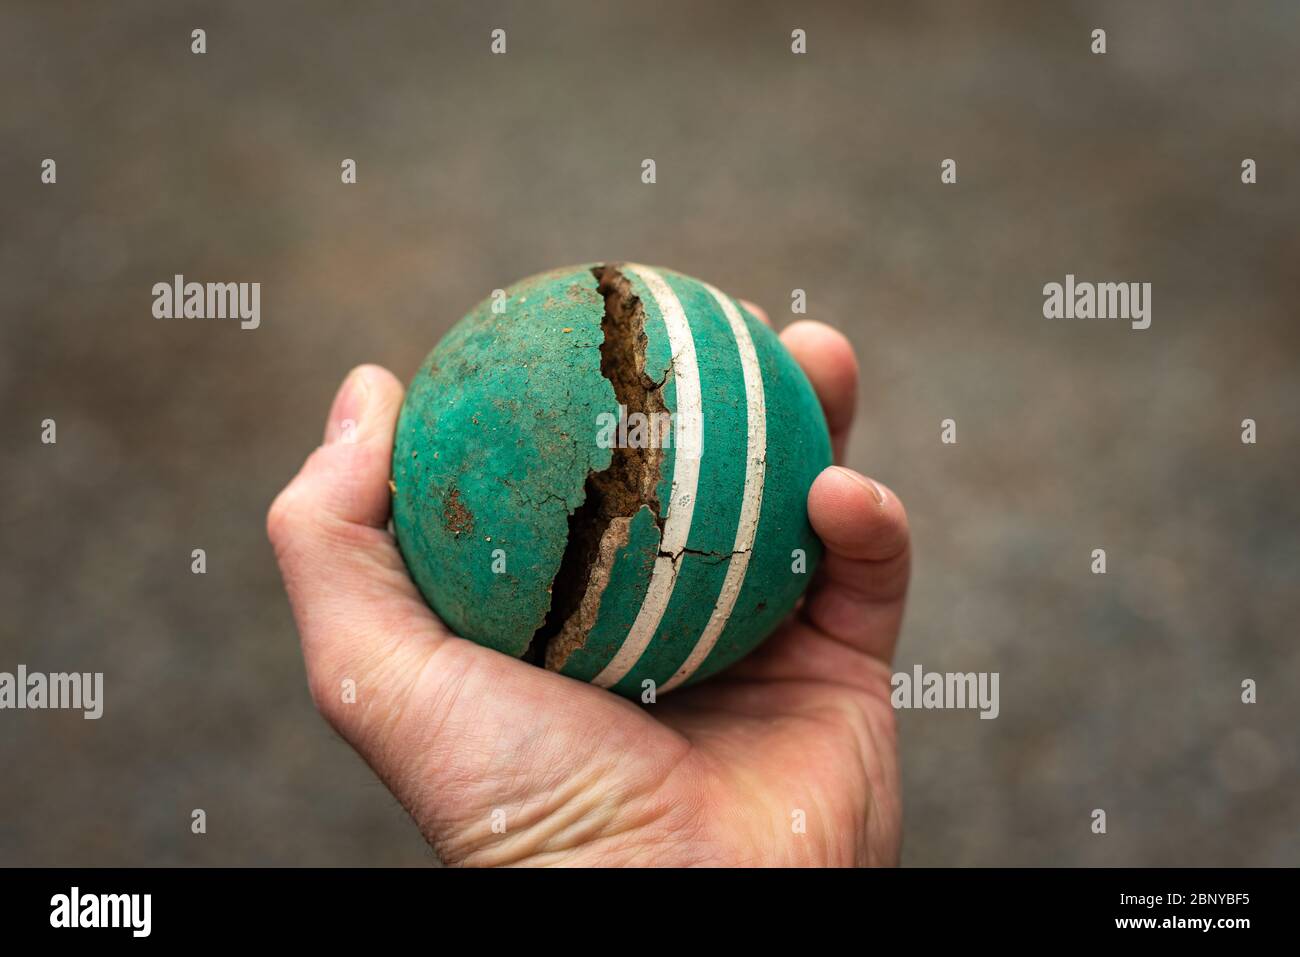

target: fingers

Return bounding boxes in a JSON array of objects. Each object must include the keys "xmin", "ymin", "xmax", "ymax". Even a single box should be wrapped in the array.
[
  {"xmin": 779, "ymin": 321, "xmax": 858, "ymax": 463},
  {"xmin": 802, "ymin": 466, "xmax": 910, "ymax": 663}
]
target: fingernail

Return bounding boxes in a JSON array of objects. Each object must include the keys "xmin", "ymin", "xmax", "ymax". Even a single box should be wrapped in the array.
[
  {"xmin": 832, "ymin": 465, "xmax": 885, "ymax": 505},
  {"xmin": 326, "ymin": 367, "xmax": 371, "ymax": 444}
]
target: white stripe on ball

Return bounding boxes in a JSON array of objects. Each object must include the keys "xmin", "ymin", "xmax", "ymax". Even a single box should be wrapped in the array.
[
  {"xmin": 592, "ymin": 264, "xmax": 703, "ymax": 689},
  {"xmin": 660, "ymin": 285, "xmax": 767, "ymax": 691}
]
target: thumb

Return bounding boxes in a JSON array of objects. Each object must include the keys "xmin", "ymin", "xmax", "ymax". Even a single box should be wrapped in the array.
[
  {"xmin": 267, "ymin": 364, "xmax": 443, "ymax": 725},
  {"xmin": 292, "ymin": 362, "xmax": 406, "ymax": 530}
]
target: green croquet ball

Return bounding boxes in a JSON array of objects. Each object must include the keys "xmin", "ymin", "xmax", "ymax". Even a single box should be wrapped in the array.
[{"xmin": 392, "ymin": 263, "xmax": 831, "ymax": 697}]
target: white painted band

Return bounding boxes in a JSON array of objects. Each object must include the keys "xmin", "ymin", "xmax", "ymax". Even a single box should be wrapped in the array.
[
  {"xmin": 660, "ymin": 286, "xmax": 767, "ymax": 692},
  {"xmin": 592, "ymin": 265, "xmax": 703, "ymax": 689}
]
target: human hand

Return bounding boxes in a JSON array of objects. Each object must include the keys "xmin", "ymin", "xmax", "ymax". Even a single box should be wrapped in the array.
[{"xmin": 267, "ymin": 311, "xmax": 909, "ymax": 866}]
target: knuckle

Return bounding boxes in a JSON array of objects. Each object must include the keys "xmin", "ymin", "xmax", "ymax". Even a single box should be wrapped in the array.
[
  {"xmin": 266, "ymin": 445, "xmax": 337, "ymax": 549},
  {"xmin": 266, "ymin": 483, "xmax": 307, "ymax": 550}
]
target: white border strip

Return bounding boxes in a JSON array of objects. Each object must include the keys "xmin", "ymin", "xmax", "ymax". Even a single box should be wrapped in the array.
[
  {"xmin": 660, "ymin": 286, "xmax": 767, "ymax": 692},
  {"xmin": 592, "ymin": 265, "xmax": 703, "ymax": 689}
]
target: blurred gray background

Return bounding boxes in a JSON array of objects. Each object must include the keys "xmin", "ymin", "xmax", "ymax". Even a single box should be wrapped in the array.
[{"xmin": 1, "ymin": 0, "xmax": 1296, "ymax": 866}]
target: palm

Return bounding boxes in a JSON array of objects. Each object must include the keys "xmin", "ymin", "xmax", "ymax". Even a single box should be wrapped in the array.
[{"xmin": 654, "ymin": 620, "xmax": 899, "ymax": 866}]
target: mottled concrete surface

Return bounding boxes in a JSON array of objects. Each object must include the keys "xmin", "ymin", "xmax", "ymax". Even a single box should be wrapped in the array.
[{"xmin": 1, "ymin": 1, "xmax": 1296, "ymax": 866}]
